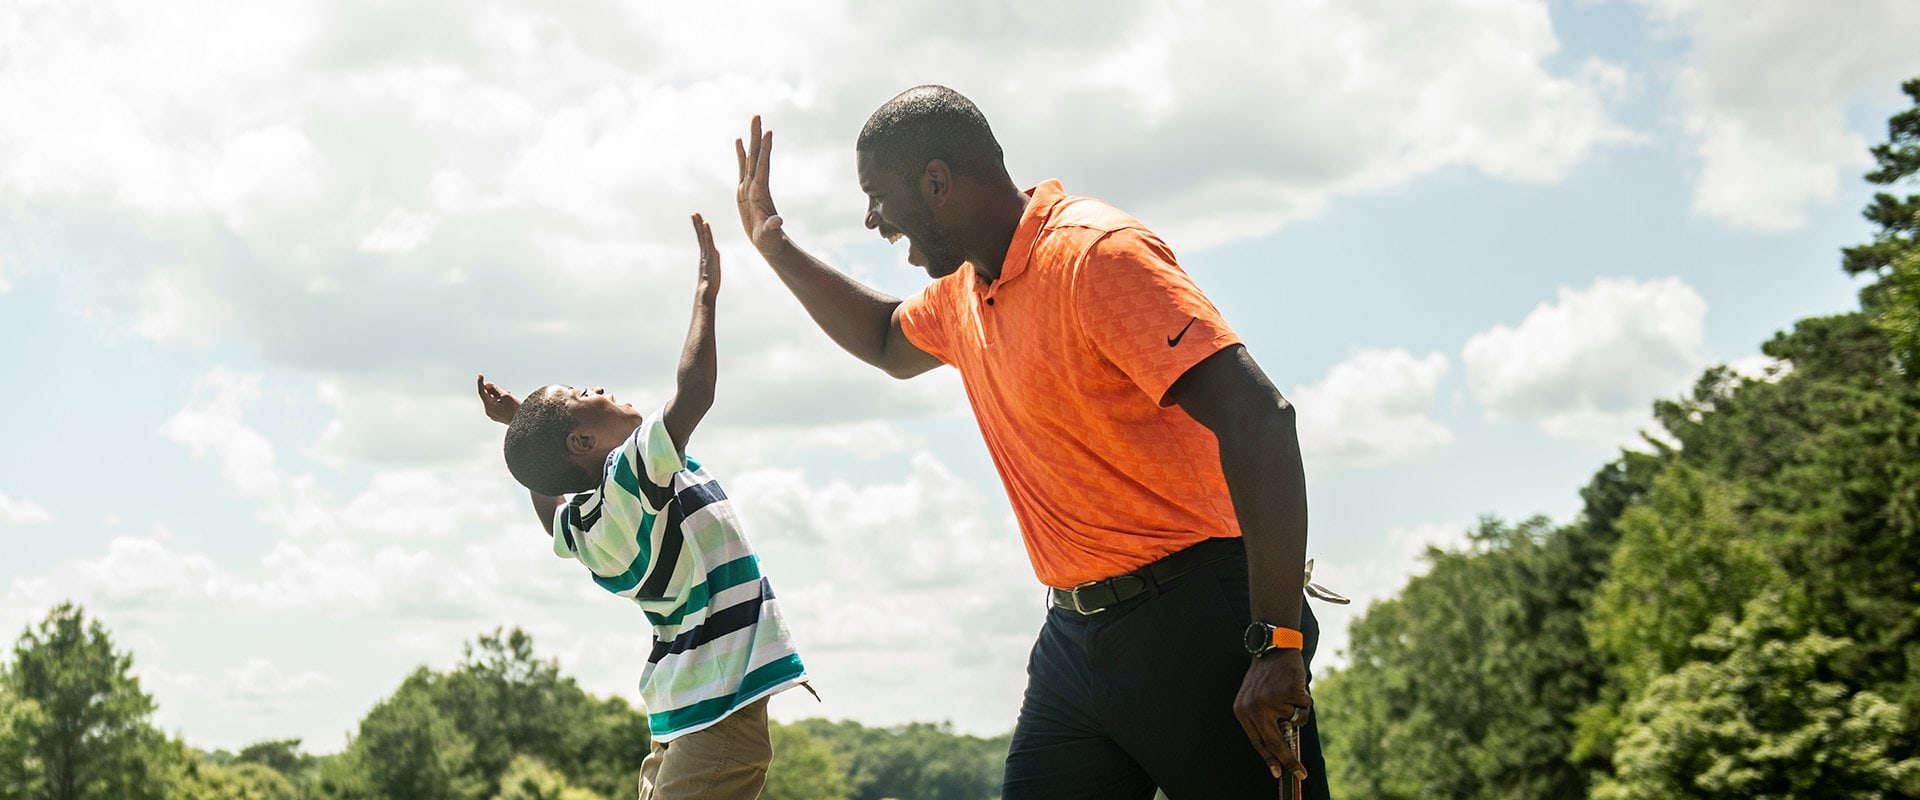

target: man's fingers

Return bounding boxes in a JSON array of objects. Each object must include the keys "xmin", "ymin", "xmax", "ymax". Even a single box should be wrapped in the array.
[
  {"xmin": 747, "ymin": 116, "xmax": 762, "ymax": 178},
  {"xmin": 1233, "ymin": 707, "xmax": 1269, "ymax": 772},
  {"xmin": 756, "ymin": 129, "xmax": 773, "ymax": 191},
  {"xmin": 1276, "ymin": 719, "xmax": 1307, "ymax": 783},
  {"xmin": 1236, "ymin": 705, "xmax": 1291, "ymax": 779},
  {"xmin": 735, "ymin": 137, "xmax": 748, "ymax": 184}
]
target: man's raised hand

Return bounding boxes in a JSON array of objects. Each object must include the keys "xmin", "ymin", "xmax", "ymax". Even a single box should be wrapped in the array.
[
  {"xmin": 735, "ymin": 115, "xmax": 786, "ymax": 256},
  {"xmin": 692, "ymin": 212, "xmax": 721, "ymax": 301},
  {"xmin": 476, "ymin": 374, "xmax": 520, "ymax": 425}
]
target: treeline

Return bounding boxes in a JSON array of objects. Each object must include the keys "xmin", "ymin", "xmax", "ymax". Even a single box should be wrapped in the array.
[
  {"xmin": 0, "ymin": 608, "xmax": 1008, "ymax": 800},
  {"xmin": 1316, "ymin": 77, "xmax": 1920, "ymax": 798}
]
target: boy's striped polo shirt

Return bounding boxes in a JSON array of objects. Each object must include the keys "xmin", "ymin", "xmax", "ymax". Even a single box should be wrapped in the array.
[{"xmin": 551, "ymin": 407, "xmax": 807, "ymax": 741}]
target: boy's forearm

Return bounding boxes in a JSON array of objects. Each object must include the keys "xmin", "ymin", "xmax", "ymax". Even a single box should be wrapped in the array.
[
  {"xmin": 662, "ymin": 291, "xmax": 717, "ymax": 454},
  {"xmin": 530, "ymin": 491, "xmax": 563, "ymax": 536}
]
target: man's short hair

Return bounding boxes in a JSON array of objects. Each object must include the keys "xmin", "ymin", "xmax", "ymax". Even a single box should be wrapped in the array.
[
  {"xmin": 857, "ymin": 85, "xmax": 1005, "ymax": 181},
  {"xmin": 503, "ymin": 387, "xmax": 597, "ymax": 496}
]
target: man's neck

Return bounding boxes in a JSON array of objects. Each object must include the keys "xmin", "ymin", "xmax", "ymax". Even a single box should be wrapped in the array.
[{"xmin": 960, "ymin": 185, "xmax": 1035, "ymax": 283}]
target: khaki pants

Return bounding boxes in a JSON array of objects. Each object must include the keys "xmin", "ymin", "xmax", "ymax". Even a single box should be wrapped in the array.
[{"xmin": 637, "ymin": 698, "xmax": 772, "ymax": 800}]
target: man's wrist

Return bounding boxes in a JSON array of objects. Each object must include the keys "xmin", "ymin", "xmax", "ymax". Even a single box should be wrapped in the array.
[
  {"xmin": 1244, "ymin": 621, "xmax": 1304, "ymax": 656},
  {"xmin": 755, "ymin": 230, "xmax": 794, "ymax": 260}
]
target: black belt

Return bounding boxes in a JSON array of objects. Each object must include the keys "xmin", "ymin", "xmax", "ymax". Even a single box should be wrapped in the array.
[{"xmin": 1050, "ymin": 537, "xmax": 1241, "ymax": 616}]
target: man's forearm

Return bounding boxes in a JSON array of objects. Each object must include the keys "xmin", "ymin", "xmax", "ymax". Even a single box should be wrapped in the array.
[
  {"xmin": 758, "ymin": 239, "xmax": 903, "ymax": 370},
  {"xmin": 1218, "ymin": 405, "xmax": 1309, "ymax": 628}
]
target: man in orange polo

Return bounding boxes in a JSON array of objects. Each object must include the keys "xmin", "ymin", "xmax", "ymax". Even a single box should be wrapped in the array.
[{"xmin": 734, "ymin": 86, "xmax": 1328, "ymax": 799}]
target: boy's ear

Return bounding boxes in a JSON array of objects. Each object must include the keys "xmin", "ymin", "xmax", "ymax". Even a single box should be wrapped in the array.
[{"xmin": 566, "ymin": 429, "xmax": 596, "ymax": 456}]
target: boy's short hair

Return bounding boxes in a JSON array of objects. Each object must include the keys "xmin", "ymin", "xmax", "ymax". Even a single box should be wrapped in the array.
[{"xmin": 504, "ymin": 387, "xmax": 598, "ymax": 496}]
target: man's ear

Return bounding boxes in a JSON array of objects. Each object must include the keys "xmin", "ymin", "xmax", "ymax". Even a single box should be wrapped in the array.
[
  {"xmin": 566, "ymin": 429, "xmax": 597, "ymax": 456},
  {"xmin": 921, "ymin": 159, "xmax": 952, "ymax": 207}
]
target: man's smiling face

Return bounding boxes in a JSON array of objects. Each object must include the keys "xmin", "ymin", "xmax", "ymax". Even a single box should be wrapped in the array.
[{"xmin": 857, "ymin": 149, "xmax": 967, "ymax": 279}]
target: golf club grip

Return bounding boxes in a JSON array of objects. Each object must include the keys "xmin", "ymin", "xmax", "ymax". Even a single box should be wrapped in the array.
[{"xmin": 1278, "ymin": 720, "xmax": 1302, "ymax": 800}]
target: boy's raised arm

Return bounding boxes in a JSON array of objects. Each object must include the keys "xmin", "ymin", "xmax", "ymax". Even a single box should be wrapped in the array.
[
  {"xmin": 477, "ymin": 374, "xmax": 565, "ymax": 536},
  {"xmin": 661, "ymin": 214, "xmax": 721, "ymax": 457}
]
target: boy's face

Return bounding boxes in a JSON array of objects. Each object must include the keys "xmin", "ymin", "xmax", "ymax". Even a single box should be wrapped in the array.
[{"xmin": 542, "ymin": 384, "xmax": 644, "ymax": 456}]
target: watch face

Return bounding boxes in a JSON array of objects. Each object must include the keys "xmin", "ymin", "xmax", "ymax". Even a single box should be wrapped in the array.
[{"xmin": 1243, "ymin": 622, "xmax": 1269, "ymax": 654}]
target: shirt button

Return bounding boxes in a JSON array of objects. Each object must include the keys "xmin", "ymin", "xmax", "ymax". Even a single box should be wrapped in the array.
[{"xmin": 985, "ymin": 297, "xmax": 996, "ymax": 306}]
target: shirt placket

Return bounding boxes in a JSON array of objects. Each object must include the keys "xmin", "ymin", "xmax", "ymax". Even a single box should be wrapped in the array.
[{"xmin": 974, "ymin": 281, "xmax": 998, "ymax": 349}]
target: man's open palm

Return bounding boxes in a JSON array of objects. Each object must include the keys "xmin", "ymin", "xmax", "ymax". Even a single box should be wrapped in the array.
[{"xmin": 735, "ymin": 115, "xmax": 786, "ymax": 255}]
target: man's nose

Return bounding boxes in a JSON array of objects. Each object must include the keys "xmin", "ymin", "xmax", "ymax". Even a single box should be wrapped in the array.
[
  {"xmin": 593, "ymin": 387, "xmax": 606, "ymax": 395},
  {"xmin": 864, "ymin": 204, "xmax": 880, "ymax": 230}
]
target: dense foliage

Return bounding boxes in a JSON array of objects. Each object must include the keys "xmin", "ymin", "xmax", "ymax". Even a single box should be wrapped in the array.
[{"xmin": 1320, "ymin": 76, "xmax": 1920, "ymax": 798}]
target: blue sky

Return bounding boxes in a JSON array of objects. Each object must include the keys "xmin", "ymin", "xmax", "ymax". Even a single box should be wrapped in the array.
[{"xmin": 2, "ymin": 0, "xmax": 1916, "ymax": 752}]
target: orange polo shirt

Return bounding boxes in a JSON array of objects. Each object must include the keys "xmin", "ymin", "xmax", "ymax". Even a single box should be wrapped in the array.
[{"xmin": 897, "ymin": 180, "xmax": 1243, "ymax": 588}]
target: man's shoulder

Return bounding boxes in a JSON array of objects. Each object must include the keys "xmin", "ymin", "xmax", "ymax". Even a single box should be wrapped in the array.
[{"xmin": 1045, "ymin": 194, "xmax": 1150, "ymax": 240}]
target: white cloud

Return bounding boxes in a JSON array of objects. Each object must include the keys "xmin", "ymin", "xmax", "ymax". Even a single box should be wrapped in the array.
[
  {"xmin": 1292, "ymin": 349, "xmax": 1454, "ymax": 471},
  {"xmin": 1636, "ymin": 0, "xmax": 1920, "ymax": 231},
  {"xmin": 0, "ymin": 0, "xmax": 1626, "ymax": 458},
  {"xmin": 1462, "ymin": 277, "xmax": 1707, "ymax": 448},
  {"xmin": 728, "ymin": 453, "xmax": 1041, "ymax": 734},
  {"xmin": 0, "ymin": 493, "xmax": 53, "ymax": 526}
]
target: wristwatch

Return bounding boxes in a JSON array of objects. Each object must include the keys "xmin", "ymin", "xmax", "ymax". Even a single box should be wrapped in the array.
[{"xmin": 1243, "ymin": 621, "xmax": 1304, "ymax": 657}]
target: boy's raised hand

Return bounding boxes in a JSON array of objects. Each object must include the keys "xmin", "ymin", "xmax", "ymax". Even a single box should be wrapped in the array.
[
  {"xmin": 693, "ymin": 212, "xmax": 721, "ymax": 301},
  {"xmin": 476, "ymin": 374, "xmax": 520, "ymax": 425}
]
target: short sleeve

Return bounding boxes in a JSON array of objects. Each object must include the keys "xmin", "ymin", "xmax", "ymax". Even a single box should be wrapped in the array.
[
  {"xmin": 550, "ymin": 408, "xmax": 683, "ymax": 583},
  {"xmin": 895, "ymin": 278, "xmax": 956, "ymax": 365},
  {"xmin": 631, "ymin": 407, "xmax": 685, "ymax": 488},
  {"xmin": 1072, "ymin": 228, "xmax": 1241, "ymax": 403},
  {"xmin": 551, "ymin": 492, "xmax": 599, "ymax": 559}
]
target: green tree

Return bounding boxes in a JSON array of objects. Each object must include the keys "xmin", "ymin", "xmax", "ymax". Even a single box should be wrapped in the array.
[
  {"xmin": 316, "ymin": 629, "xmax": 651, "ymax": 800},
  {"xmin": 0, "ymin": 686, "xmax": 48, "ymax": 800},
  {"xmin": 235, "ymin": 738, "xmax": 314, "ymax": 779},
  {"xmin": 430, "ymin": 629, "xmax": 649, "ymax": 799},
  {"xmin": 1588, "ymin": 464, "xmax": 1783, "ymax": 693},
  {"xmin": 1, "ymin": 602, "xmax": 171, "ymax": 800},
  {"xmin": 1845, "ymin": 77, "xmax": 1920, "ymax": 365},
  {"xmin": 1596, "ymin": 595, "xmax": 1920, "ymax": 799},
  {"xmin": 167, "ymin": 743, "xmax": 302, "ymax": 800},
  {"xmin": 763, "ymin": 721, "xmax": 851, "ymax": 800},
  {"xmin": 345, "ymin": 669, "xmax": 486, "ymax": 800},
  {"xmin": 1322, "ymin": 517, "xmax": 1608, "ymax": 798},
  {"xmin": 492, "ymin": 755, "xmax": 604, "ymax": 800},
  {"xmin": 794, "ymin": 719, "xmax": 1007, "ymax": 800}
]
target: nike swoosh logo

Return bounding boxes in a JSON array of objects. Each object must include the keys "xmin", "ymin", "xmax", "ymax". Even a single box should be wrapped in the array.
[{"xmin": 1167, "ymin": 317, "xmax": 1197, "ymax": 347}]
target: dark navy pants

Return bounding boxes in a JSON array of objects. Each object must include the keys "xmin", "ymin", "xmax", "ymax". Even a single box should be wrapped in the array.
[{"xmin": 1001, "ymin": 547, "xmax": 1330, "ymax": 799}]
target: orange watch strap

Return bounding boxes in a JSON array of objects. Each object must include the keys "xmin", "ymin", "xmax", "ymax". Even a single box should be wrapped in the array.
[{"xmin": 1269, "ymin": 626, "xmax": 1305, "ymax": 651}]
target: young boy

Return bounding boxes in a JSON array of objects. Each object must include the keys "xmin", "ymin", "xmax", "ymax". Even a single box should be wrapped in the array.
[{"xmin": 476, "ymin": 214, "xmax": 807, "ymax": 800}]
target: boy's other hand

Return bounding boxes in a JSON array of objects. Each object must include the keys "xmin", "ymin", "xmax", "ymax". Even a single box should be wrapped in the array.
[
  {"xmin": 735, "ymin": 115, "xmax": 787, "ymax": 256},
  {"xmin": 476, "ymin": 374, "xmax": 520, "ymax": 425},
  {"xmin": 693, "ymin": 212, "xmax": 721, "ymax": 301}
]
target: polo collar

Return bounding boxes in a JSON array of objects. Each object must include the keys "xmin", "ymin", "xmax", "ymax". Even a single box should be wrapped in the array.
[{"xmin": 985, "ymin": 180, "xmax": 1068, "ymax": 288}]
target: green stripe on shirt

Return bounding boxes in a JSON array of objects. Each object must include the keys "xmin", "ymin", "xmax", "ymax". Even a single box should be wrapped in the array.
[
  {"xmin": 589, "ymin": 506, "xmax": 659, "ymax": 594},
  {"xmin": 648, "ymin": 653, "xmax": 806, "ymax": 734},
  {"xmin": 645, "ymin": 555, "xmax": 763, "ymax": 627}
]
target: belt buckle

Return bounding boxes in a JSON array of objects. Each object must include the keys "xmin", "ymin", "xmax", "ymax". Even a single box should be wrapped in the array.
[{"xmin": 1067, "ymin": 580, "xmax": 1108, "ymax": 615}]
